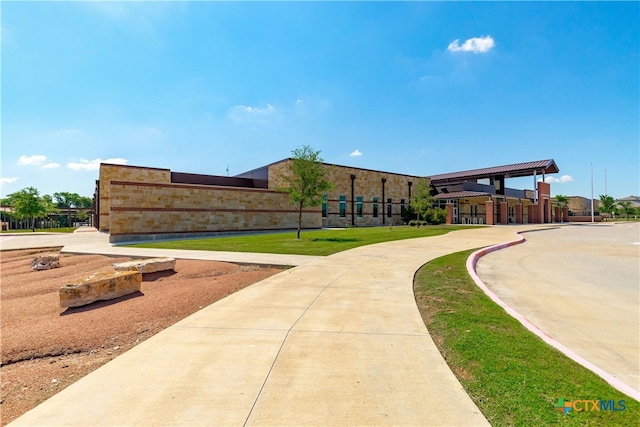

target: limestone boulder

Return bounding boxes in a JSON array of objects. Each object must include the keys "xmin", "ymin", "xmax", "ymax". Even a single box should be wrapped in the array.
[
  {"xmin": 113, "ymin": 257, "xmax": 176, "ymax": 274},
  {"xmin": 31, "ymin": 254, "xmax": 61, "ymax": 271},
  {"xmin": 60, "ymin": 270, "xmax": 142, "ymax": 308}
]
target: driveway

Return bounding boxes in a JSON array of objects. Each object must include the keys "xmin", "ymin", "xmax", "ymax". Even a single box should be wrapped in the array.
[{"xmin": 476, "ymin": 223, "xmax": 640, "ymax": 396}]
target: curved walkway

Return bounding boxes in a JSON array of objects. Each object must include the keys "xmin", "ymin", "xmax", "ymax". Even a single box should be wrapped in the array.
[{"xmin": 7, "ymin": 226, "xmax": 537, "ymax": 426}]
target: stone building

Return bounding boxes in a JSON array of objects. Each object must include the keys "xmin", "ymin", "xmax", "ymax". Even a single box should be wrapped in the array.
[{"xmin": 97, "ymin": 158, "xmax": 560, "ymax": 242}]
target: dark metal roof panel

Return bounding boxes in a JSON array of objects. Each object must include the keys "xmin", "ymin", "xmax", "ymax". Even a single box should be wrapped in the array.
[
  {"xmin": 433, "ymin": 191, "xmax": 491, "ymax": 199},
  {"xmin": 429, "ymin": 159, "xmax": 559, "ymax": 182}
]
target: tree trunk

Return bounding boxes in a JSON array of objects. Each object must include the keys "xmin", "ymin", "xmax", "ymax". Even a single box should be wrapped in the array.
[{"xmin": 297, "ymin": 201, "xmax": 303, "ymax": 239}]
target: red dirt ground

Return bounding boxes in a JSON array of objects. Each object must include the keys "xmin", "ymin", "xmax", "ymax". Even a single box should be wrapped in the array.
[{"xmin": 0, "ymin": 248, "xmax": 281, "ymax": 425}]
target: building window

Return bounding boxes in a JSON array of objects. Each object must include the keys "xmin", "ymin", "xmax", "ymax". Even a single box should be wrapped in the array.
[
  {"xmin": 471, "ymin": 205, "xmax": 477, "ymax": 216},
  {"xmin": 387, "ymin": 198, "xmax": 392, "ymax": 218},
  {"xmin": 322, "ymin": 194, "xmax": 328, "ymax": 218},
  {"xmin": 401, "ymin": 199, "xmax": 406, "ymax": 217},
  {"xmin": 356, "ymin": 196, "xmax": 363, "ymax": 217},
  {"xmin": 339, "ymin": 195, "xmax": 346, "ymax": 218},
  {"xmin": 372, "ymin": 197, "xmax": 379, "ymax": 218}
]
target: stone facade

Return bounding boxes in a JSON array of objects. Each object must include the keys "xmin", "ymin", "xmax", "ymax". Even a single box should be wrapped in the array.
[
  {"xmin": 99, "ymin": 164, "xmax": 171, "ymax": 232},
  {"xmin": 100, "ymin": 163, "xmax": 322, "ymax": 242},
  {"xmin": 99, "ymin": 161, "xmax": 423, "ymax": 242},
  {"xmin": 270, "ymin": 160, "xmax": 423, "ymax": 227}
]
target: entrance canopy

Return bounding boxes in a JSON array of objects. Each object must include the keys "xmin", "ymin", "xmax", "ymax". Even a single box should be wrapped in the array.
[{"xmin": 428, "ymin": 159, "xmax": 559, "ymax": 184}]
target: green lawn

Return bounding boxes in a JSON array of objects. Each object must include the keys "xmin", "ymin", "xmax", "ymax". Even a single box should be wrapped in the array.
[
  {"xmin": 128, "ymin": 225, "xmax": 476, "ymax": 256},
  {"xmin": 414, "ymin": 250, "xmax": 639, "ymax": 426},
  {"xmin": 1, "ymin": 227, "xmax": 77, "ymax": 234}
]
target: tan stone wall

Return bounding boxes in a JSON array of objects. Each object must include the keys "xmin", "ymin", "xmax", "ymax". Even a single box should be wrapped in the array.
[
  {"xmin": 568, "ymin": 196, "xmax": 599, "ymax": 215},
  {"xmin": 99, "ymin": 164, "xmax": 170, "ymax": 231},
  {"xmin": 108, "ymin": 181, "xmax": 320, "ymax": 237},
  {"xmin": 268, "ymin": 160, "xmax": 422, "ymax": 227}
]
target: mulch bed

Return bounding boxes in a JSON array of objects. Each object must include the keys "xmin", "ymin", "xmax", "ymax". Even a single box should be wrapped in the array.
[{"xmin": 0, "ymin": 248, "xmax": 281, "ymax": 425}]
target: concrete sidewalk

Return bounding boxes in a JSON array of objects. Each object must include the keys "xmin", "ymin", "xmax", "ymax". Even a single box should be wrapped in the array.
[
  {"xmin": 9, "ymin": 226, "xmax": 534, "ymax": 426},
  {"xmin": 1, "ymin": 228, "xmax": 320, "ymax": 267}
]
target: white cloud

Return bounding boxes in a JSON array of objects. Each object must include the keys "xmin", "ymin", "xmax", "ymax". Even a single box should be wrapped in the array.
[
  {"xmin": 43, "ymin": 163, "xmax": 61, "ymax": 169},
  {"xmin": 67, "ymin": 157, "xmax": 128, "ymax": 171},
  {"xmin": 17, "ymin": 155, "xmax": 47, "ymax": 166},
  {"xmin": 227, "ymin": 103, "xmax": 276, "ymax": 123},
  {"xmin": 540, "ymin": 175, "xmax": 573, "ymax": 183},
  {"xmin": 350, "ymin": 149, "xmax": 363, "ymax": 157},
  {"xmin": 448, "ymin": 36, "xmax": 495, "ymax": 53},
  {"xmin": 0, "ymin": 177, "xmax": 18, "ymax": 186}
]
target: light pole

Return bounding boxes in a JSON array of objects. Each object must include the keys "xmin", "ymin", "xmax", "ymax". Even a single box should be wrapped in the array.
[{"xmin": 590, "ymin": 163, "xmax": 595, "ymax": 223}]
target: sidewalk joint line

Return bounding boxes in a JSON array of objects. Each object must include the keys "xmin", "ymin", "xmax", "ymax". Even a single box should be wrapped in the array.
[{"xmin": 242, "ymin": 267, "xmax": 352, "ymax": 426}]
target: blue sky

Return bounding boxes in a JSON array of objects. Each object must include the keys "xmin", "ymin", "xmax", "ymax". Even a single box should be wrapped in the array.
[{"xmin": 2, "ymin": 1, "xmax": 638, "ymax": 200}]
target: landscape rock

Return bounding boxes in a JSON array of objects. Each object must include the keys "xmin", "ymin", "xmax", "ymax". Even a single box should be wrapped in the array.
[
  {"xmin": 59, "ymin": 270, "xmax": 142, "ymax": 308},
  {"xmin": 113, "ymin": 257, "xmax": 176, "ymax": 274},
  {"xmin": 31, "ymin": 254, "xmax": 61, "ymax": 271}
]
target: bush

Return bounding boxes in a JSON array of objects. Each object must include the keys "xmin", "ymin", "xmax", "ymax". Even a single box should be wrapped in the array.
[
  {"xmin": 423, "ymin": 207, "xmax": 447, "ymax": 225},
  {"xmin": 409, "ymin": 220, "xmax": 418, "ymax": 227},
  {"xmin": 431, "ymin": 207, "xmax": 447, "ymax": 225}
]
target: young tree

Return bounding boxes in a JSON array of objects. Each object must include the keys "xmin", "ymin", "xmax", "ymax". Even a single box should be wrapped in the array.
[
  {"xmin": 10, "ymin": 187, "xmax": 46, "ymax": 231},
  {"xmin": 410, "ymin": 178, "xmax": 433, "ymax": 225},
  {"xmin": 599, "ymin": 194, "xmax": 617, "ymax": 221},
  {"xmin": 617, "ymin": 200, "xmax": 634, "ymax": 220},
  {"xmin": 279, "ymin": 145, "xmax": 333, "ymax": 239}
]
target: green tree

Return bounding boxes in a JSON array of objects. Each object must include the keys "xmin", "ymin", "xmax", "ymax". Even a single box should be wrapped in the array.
[
  {"xmin": 53, "ymin": 192, "xmax": 92, "ymax": 208},
  {"xmin": 410, "ymin": 178, "xmax": 433, "ymax": 225},
  {"xmin": 10, "ymin": 187, "xmax": 46, "ymax": 231},
  {"xmin": 54, "ymin": 192, "xmax": 93, "ymax": 227},
  {"xmin": 554, "ymin": 194, "xmax": 568, "ymax": 222},
  {"xmin": 1, "ymin": 194, "xmax": 16, "ymax": 207},
  {"xmin": 599, "ymin": 195, "xmax": 617, "ymax": 220},
  {"xmin": 278, "ymin": 145, "xmax": 333, "ymax": 239},
  {"xmin": 554, "ymin": 194, "xmax": 568, "ymax": 208},
  {"xmin": 617, "ymin": 200, "xmax": 635, "ymax": 220},
  {"xmin": 41, "ymin": 194, "xmax": 58, "ymax": 217}
]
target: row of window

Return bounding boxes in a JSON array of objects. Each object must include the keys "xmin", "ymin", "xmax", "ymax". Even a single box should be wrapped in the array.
[{"xmin": 321, "ymin": 196, "xmax": 407, "ymax": 218}]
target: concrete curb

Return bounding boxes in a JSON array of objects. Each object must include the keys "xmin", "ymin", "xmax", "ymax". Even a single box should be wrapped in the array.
[{"xmin": 466, "ymin": 230, "xmax": 640, "ymax": 402}]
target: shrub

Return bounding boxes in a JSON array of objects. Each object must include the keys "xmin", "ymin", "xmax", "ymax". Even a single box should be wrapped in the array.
[{"xmin": 430, "ymin": 207, "xmax": 447, "ymax": 225}]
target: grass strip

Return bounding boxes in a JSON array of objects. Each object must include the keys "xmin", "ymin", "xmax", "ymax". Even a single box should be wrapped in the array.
[
  {"xmin": 1, "ymin": 227, "xmax": 77, "ymax": 234},
  {"xmin": 414, "ymin": 249, "xmax": 639, "ymax": 426},
  {"xmin": 128, "ymin": 225, "xmax": 475, "ymax": 256}
]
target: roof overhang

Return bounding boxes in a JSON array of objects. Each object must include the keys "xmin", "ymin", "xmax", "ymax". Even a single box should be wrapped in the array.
[
  {"xmin": 433, "ymin": 191, "xmax": 492, "ymax": 200},
  {"xmin": 429, "ymin": 159, "xmax": 559, "ymax": 183}
]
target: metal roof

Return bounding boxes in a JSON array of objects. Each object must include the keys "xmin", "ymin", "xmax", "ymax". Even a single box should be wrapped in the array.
[
  {"xmin": 429, "ymin": 159, "xmax": 559, "ymax": 183},
  {"xmin": 433, "ymin": 191, "xmax": 491, "ymax": 200}
]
